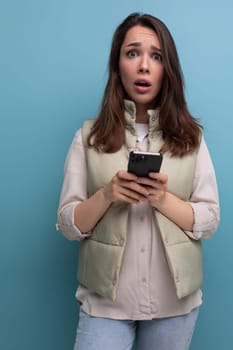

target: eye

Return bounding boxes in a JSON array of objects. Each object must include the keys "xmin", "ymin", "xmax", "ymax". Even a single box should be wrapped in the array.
[
  {"xmin": 152, "ymin": 53, "xmax": 162, "ymax": 61},
  {"xmin": 126, "ymin": 50, "xmax": 138, "ymax": 58}
]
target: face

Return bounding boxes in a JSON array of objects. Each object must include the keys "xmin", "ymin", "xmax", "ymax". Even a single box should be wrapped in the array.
[{"xmin": 119, "ymin": 25, "xmax": 164, "ymax": 115}]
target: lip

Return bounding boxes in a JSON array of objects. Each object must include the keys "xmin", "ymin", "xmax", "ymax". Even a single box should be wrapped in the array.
[
  {"xmin": 134, "ymin": 79, "xmax": 152, "ymax": 86},
  {"xmin": 134, "ymin": 79, "xmax": 152, "ymax": 93}
]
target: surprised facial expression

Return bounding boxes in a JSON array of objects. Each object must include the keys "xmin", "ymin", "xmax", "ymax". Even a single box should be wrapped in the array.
[{"xmin": 119, "ymin": 25, "xmax": 164, "ymax": 112}]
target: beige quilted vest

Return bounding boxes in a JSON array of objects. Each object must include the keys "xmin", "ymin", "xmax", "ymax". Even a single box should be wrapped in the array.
[{"xmin": 78, "ymin": 101, "xmax": 203, "ymax": 301}]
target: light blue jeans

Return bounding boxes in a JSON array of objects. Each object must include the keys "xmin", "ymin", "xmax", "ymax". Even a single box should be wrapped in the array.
[{"xmin": 74, "ymin": 307, "xmax": 199, "ymax": 350}]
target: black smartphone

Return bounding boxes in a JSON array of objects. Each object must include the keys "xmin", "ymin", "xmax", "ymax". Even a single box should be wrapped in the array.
[{"xmin": 127, "ymin": 151, "xmax": 163, "ymax": 177}]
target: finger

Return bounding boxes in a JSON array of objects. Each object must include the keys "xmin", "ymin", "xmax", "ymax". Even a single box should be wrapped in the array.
[
  {"xmin": 136, "ymin": 177, "xmax": 157, "ymax": 188},
  {"xmin": 112, "ymin": 185, "xmax": 147, "ymax": 203},
  {"xmin": 120, "ymin": 180, "xmax": 150, "ymax": 197},
  {"xmin": 114, "ymin": 192, "xmax": 140, "ymax": 204},
  {"xmin": 120, "ymin": 188, "xmax": 148, "ymax": 202},
  {"xmin": 112, "ymin": 180, "xmax": 149, "ymax": 201},
  {"xmin": 148, "ymin": 172, "xmax": 168, "ymax": 183},
  {"xmin": 117, "ymin": 170, "xmax": 138, "ymax": 181}
]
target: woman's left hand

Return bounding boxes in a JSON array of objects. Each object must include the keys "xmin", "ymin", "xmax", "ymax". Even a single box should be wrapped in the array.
[
  {"xmin": 137, "ymin": 172, "xmax": 195, "ymax": 231},
  {"xmin": 136, "ymin": 172, "xmax": 168, "ymax": 208}
]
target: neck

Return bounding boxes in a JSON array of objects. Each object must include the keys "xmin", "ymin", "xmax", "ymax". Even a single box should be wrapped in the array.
[{"xmin": 135, "ymin": 104, "xmax": 149, "ymax": 123}]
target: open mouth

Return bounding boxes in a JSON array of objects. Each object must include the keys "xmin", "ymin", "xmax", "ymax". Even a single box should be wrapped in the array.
[{"xmin": 134, "ymin": 80, "xmax": 151, "ymax": 87}]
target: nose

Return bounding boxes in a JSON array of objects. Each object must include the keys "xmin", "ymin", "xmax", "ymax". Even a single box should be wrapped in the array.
[{"xmin": 137, "ymin": 55, "xmax": 149, "ymax": 73}]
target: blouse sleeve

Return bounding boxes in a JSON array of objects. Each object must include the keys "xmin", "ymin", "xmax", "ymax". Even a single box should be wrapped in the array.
[
  {"xmin": 185, "ymin": 136, "xmax": 220, "ymax": 240},
  {"xmin": 56, "ymin": 129, "xmax": 91, "ymax": 240}
]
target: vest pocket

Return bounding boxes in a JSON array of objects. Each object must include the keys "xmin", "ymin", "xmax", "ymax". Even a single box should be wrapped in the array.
[
  {"xmin": 77, "ymin": 239, "xmax": 124, "ymax": 301},
  {"xmin": 165, "ymin": 240, "xmax": 203, "ymax": 298}
]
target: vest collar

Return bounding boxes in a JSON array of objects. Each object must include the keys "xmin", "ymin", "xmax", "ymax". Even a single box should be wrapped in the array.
[{"xmin": 124, "ymin": 100, "xmax": 160, "ymax": 136}]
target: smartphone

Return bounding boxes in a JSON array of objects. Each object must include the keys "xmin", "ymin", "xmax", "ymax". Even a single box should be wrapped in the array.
[{"xmin": 127, "ymin": 151, "xmax": 163, "ymax": 177}]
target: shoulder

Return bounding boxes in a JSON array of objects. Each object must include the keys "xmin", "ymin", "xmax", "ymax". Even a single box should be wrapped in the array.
[
  {"xmin": 197, "ymin": 135, "xmax": 210, "ymax": 157},
  {"xmin": 82, "ymin": 119, "xmax": 95, "ymax": 131},
  {"xmin": 195, "ymin": 134, "xmax": 216, "ymax": 175},
  {"xmin": 81, "ymin": 119, "xmax": 95, "ymax": 146}
]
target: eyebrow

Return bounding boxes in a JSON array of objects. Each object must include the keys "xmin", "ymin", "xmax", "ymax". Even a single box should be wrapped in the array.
[{"xmin": 125, "ymin": 42, "xmax": 162, "ymax": 52}]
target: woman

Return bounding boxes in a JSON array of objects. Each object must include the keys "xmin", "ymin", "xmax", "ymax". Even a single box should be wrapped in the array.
[{"xmin": 57, "ymin": 13, "xmax": 219, "ymax": 350}]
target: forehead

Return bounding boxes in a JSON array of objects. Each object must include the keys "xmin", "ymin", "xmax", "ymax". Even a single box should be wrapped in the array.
[{"xmin": 122, "ymin": 25, "xmax": 161, "ymax": 47}]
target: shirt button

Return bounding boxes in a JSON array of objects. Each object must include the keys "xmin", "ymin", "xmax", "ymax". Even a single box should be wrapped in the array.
[
  {"xmin": 142, "ymin": 277, "xmax": 147, "ymax": 283},
  {"xmin": 141, "ymin": 247, "xmax": 145, "ymax": 253},
  {"xmin": 140, "ymin": 216, "xmax": 144, "ymax": 222}
]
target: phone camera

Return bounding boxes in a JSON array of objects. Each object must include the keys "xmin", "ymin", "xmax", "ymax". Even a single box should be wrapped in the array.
[{"xmin": 132, "ymin": 154, "xmax": 145, "ymax": 162}]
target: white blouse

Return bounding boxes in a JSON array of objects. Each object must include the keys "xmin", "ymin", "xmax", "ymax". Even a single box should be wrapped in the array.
[{"xmin": 57, "ymin": 125, "xmax": 220, "ymax": 320}]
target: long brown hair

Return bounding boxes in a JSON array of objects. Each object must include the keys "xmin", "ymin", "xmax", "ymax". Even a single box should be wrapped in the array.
[{"xmin": 87, "ymin": 13, "xmax": 202, "ymax": 157}]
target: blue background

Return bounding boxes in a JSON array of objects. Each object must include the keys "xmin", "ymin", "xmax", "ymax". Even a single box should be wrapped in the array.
[{"xmin": 1, "ymin": 0, "xmax": 232, "ymax": 349}]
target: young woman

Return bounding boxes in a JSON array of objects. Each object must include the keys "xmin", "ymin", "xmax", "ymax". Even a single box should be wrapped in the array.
[{"xmin": 57, "ymin": 13, "xmax": 220, "ymax": 350}]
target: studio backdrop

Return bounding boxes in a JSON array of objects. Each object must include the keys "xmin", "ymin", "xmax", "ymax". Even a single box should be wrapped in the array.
[{"xmin": 1, "ymin": 0, "xmax": 232, "ymax": 349}]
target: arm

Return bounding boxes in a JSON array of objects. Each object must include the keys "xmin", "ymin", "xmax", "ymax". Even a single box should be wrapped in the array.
[
  {"xmin": 136, "ymin": 136, "xmax": 220, "ymax": 238},
  {"xmin": 152, "ymin": 189, "xmax": 194, "ymax": 232},
  {"xmin": 56, "ymin": 129, "xmax": 90, "ymax": 240},
  {"xmin": 57, "ymin": 130, "xmax": 149, "ymax": 239},
  {"xmin": 186, "ymin": 137, "xmax": 220, "ymax": 239},
  {"xmin": 137, "ymin": 173, "xmax": 194, "ymax": 231},
  {"xmin": 74, "ymin": 170, "xmax": 150, "ymax": 233}
]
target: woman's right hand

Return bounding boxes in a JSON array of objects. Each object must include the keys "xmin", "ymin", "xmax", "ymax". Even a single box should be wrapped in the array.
[
  {"xmin": 102, "ymin": 170, "xmax": 149, "ymax": 204},
  {"xmin": 74, "ymin": 171, "xmax": 149, "ymax": 233}
]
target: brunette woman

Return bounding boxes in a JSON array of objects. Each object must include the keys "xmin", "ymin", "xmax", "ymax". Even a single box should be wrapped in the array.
[{"xmin": 57, "ymin": 13, "xmax": 219, "ymax": 350}]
